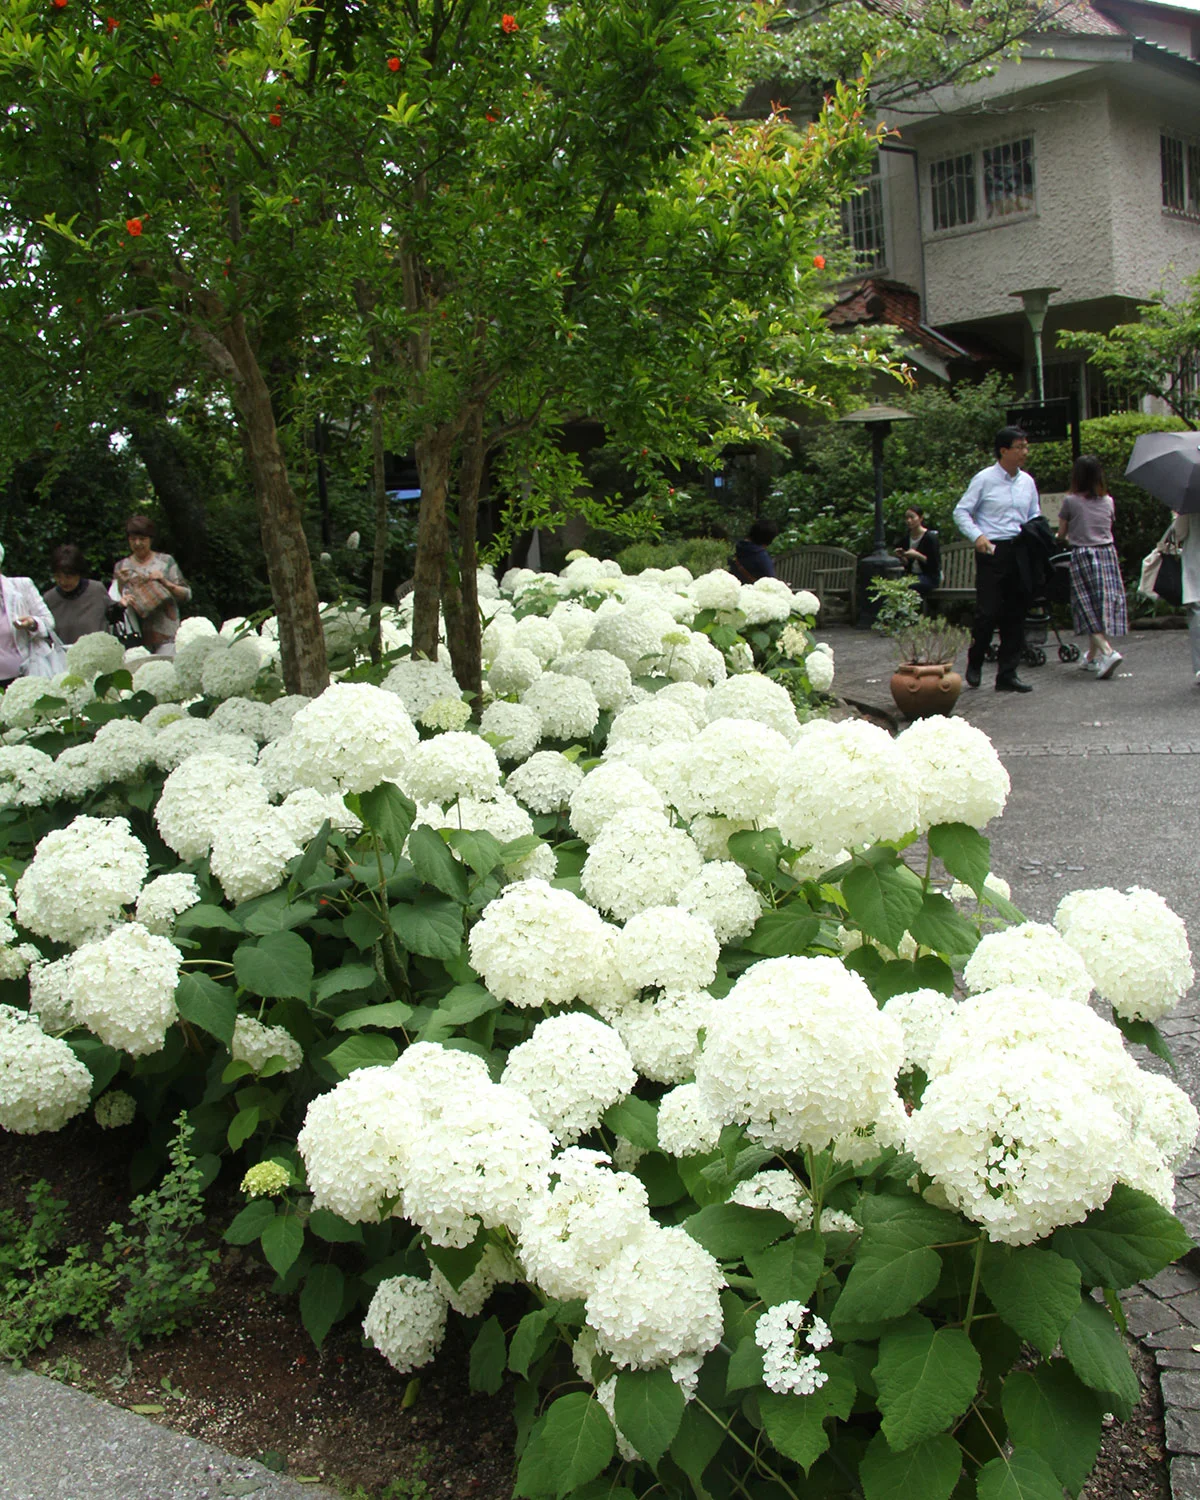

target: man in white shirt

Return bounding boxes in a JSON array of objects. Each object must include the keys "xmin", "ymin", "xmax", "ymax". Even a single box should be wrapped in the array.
[{"xmin": 953, "ymin": 426, "xmax": 1042, "ymax": 693}]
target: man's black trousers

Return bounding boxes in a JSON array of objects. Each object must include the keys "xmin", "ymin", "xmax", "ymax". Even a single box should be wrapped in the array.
[{"xmin": 968, "ymin": 540, "xmax": 1030, "ymax": 681}]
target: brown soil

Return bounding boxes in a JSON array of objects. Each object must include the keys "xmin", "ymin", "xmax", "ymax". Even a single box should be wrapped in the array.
[{"xmin": 0, "ymin": 1121, "xmax": 1172, "ymax": 1500}]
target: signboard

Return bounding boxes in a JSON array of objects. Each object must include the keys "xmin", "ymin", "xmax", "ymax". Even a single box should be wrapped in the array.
[{"xmin": 1005, "ymin": 398, "xmax": 1074, "ymax": 444}]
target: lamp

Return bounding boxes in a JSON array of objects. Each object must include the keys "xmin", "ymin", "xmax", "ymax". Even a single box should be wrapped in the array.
[
  {"xmin": 838, "ymin": 404, "xmax": 915, "ymax": 622},
  {"xmin": 1009, "ymin": 287, "xmax": 1060, "ymax": 403}
]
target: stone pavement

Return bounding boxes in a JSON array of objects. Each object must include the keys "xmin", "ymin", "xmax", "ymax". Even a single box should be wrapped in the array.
[{"xmin": 826, "ymin": 618, "xmax": 1200, "ymax": 1499}]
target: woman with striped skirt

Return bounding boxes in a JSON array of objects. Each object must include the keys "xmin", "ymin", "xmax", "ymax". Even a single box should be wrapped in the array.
[{"xmin": 1055, "ymin": 454, "xmax": 1128, "ymax": 681}]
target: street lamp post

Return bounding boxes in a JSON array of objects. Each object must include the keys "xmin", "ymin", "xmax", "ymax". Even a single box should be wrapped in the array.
[
  {"xmin": 838, "ymin": 403, "xmax": 915, "ymax": 623},
  {"xmin": 1009, "ymin": 286, "xmax": 1060, "ymax": 403}
]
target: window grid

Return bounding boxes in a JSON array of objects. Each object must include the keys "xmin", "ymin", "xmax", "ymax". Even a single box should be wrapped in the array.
[
  {"xmin": 842, "ymin": 175, "xmax": 887, "ymax": 270},
  {"xmin": 931, "ymin": 153, "xmax": 976, "ymax": 231},
  {"xmin": 983, "ymin": 138, "xmax": 1035, "ymax": 219},
  {"xmin": 928, "ymin": 137, "xmax": 1036, "ymax": 233},
  {"xmin": 1161, "ymin": 132, "xmax": 1200, "ymax": 217}
]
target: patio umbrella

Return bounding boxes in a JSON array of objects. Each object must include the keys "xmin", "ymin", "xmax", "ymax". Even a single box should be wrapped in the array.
[{"xmin": 1124, "ymin": 431, "xmax": 1200, "ymax": 514}]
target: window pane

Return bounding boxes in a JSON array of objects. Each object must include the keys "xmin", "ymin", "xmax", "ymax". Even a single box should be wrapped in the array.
[
  {"xmin": 1188, "ymin": 144, "xmax": 1200, "ymax": 214},
  {"xmin": 983, "ymin": 138, "xmax": 1035, "ymax": 218},
  {"xmin": 931, "ymin": 153, "xmax": 975, "ymax": 230},
  {"xmin": 842, "ymin": 176, "xmax": 886, "ymax": 269},
  {"xmin": 1162, "ymin": 134, "xmax": 1185, "ymax": 211}
]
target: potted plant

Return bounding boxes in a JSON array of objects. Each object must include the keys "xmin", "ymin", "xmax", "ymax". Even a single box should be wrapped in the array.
[{"xmin": 869, "ymin": 576, "xmax": 969, "ymax": 718}]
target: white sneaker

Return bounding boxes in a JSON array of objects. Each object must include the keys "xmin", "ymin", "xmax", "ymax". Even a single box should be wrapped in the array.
[
  {"xmin": 1096, "ymin": 651, "xmax": 1123, "ymax": 680},
  {"xmin": 1078, "ymin": 657, "xmax": 1098, "ymax": 672}
]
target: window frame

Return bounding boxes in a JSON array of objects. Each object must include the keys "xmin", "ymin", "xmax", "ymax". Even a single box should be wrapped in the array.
[
  {"xmin": 841, "ymin": 156, "xmax": 888, "ymax": 272},
  {"xmin": 926, "ymin": 135, "xmax": 1037, "ymax": 236},
  {"xmin": 1160, "ymin": 131, "xmax": 1200, "ymax": 220}
]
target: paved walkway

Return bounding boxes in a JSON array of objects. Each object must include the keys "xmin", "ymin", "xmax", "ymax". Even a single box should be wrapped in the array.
[{"xmin": 2, "ymin": 622, "xmax": 1198, "ymax": 1499}]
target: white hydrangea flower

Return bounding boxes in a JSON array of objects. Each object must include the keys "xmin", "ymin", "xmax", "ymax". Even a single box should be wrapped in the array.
[
  {"xmin": 285, "ymin": 684, "xmax": 419, "ymax": 794},
  {"xmin": 66, "ymin": 923, "xmax": 182, "ymax": 1058},
  {"xmin": 706, "ymin": 673, "xmax": 800, "ymax": 741},
  {"xmin": 297, "ymin": 1065, "xmax": 423, "ymax": 1222},
  {"xmin": 671, "ymin": 718, "xmax": 788, "ymax": 822},
  {"xmin": 589, "ymin": 603, "xmax": 678, "ymax": 671},
  {"xmin": 654, "ymin": 681, "xmax": 708, "ymax": 727},
  {"xmin": 791, "ymin": 589, "xmax": 820, "ymax": 617},
  {"xmin": 175, "ymin": 616, "xmax": 219, "ymax": 648},
  {"xmin": 50, "ymin": 742, "xmax": 104, "ymax": 802},
  {"xmin": 418, "ymin": 697, "xmax": 473, "ymax": 733},
  {"xmin": 677, "ymin": 861, "xmax": 762, "ymax": 945},
  {"xmin": 200, "ymin": 639, "xmax": 263, "ymax": 700},
  {"xmin": 401, "ymin": 731, "xmax": 501, "ymax": 805},
  {"xmin": 688, "ymin": 571, "xmax": 742, "ymax": 612},
  {"xmin": 89, "ymin": 719, "xmax": 155, "ymax": 785},
  {"xmin": 479, "ymin": 700, "xmax": 542, "ymax": 763},
  {"xmin": 614, "ymin": 906, "xmax": 719, "ymax": 993},
  {"xmin": 581, "ymin": 809, "xmax": 705, "ymax": 921},
  {"xmin": 949, "ymin": 875, "xmax": 1011, "ymax": 905},
  {"xmin": 155, "ymin": 753, "xmax": 269, "ymax": 860},
  {"xmin": 173, "ymin": 634, "xmax": 227, "ymax": 696},
  {"xmin": 612, "ymin": 990, "xmax": 714, "ymax": 1084},
  {"xmin": 688, "ymin": 813, "xmax": 756, "ymax": 862},
  {"xmin": 585, "ymin": 1223, "xmax": 725, "ymax": 1370},
  {"xmin": 805, "ymin": 650, "xmax": 835, "ymax": 692},
  {"xmin": 504, "ymin": 750, "xmax": 584, "ymax": 814},
  {"xmin": 277, "ymin": 787, "xmax": 362, "ymax": 846},
  {"xmin": 882, "ymin": 988, "xmax": 958, "ymax": 1073},
  {"xmin": 657, "ymin": 1081, "xmax": 724, "ymax": 1156},
  {"xmin": 511, "ymin": 615, "xmax": 564, "ymax": 666},
  {"xmin": 417, "ymin": 792, "xmax": 544, "ymax": 881},
  {"xmin": 605, "ymin": 697, "xmax": 699, "ymax": 757},
  {"xmin": 264, "ymin": 695, "xmax": 311, "ymax": 740},
  {"xmin": 152, "ymin": 719, "xmax": 257, "ymax": 773},
  {"xmin": 522, "ymin": 674, "xmax": 600, "ymax": 741},
  {"xmin": 17, "ymin": 815, "xmax": 148, "ymax": 946},
  {"xmin": 0, "ymin": 1005, "xmax": 93, "ymax": 1134},
  {"xmin": 382, "ymin": 658, "xmax": 462, "ymax": 718},
  {"xmin": 28, "ymin": 957, "xmax": 74, "ymax": 1033},
  {"xmin": 652, "ymin": 631, "xmax": 727, "ymax": 688},
  {"xmin": 1, "ymin": 676, "xmax": 66, "ymax": 729},
  {"xmin": 755, "ymin": 1301, "xmax": 832, "ymax": 1396},
  {"xmin": 906, "ymin": 1044, "xmax": 1127, "ymax": 1245},
  {"xmin": 66, "ymin": 631, "xmax": 126, "ymax": 679},
  {"xmin": 133, "ymin": 658, "xmax": 186, "ymax": 703},
  {"xmin": 469, "ymin": 879, "xmax": 614, "ymax": 1009},
  {"xmin": 695, "ymin": 956, "xmax": 904, "ymax": 1153},
  {"xmin": 231, "ymin": 1015, "xmax": 304, "ymax": 1074},
  {"xmin": 363, "ymin": 1275, "xmax": 449, "ymax": 1375},
  {"xmin": 1054, "ymin": 886, "xmax": 1194, "ymax": 1023},
  {"xmin": 773, "ymin": 720, "xmax": 918, "ymax": 854},
  {"xmin": 569, "ymin": 760, "xmax": 665, "ymax": 843},
  {"xmin": 553, "ymin": 650, "xmax": 632, "ymax": 712},
  {"xmin": 739, "ymin": 582, "xmax": 792, "ymax": 626},
  {"xmin": 210, "ymin": 804, "xmax": 301, "ymax": 904},
  {"xmin": 963, "ymin": 923, "xmax": 1094, "ymax": 1005},
  {"xmin": 547, "ymin": 601, "xmax": 597, "ymax": 654},
  {"xmin": 135, "ymin": 873, "xmax": 201, "ymax": 936},
  {"xmin": 1126, "ymin": 1071, "xmax": 1200, "ymax": 1172},
  {"xmin": 488, "ymin": 647, "xmax": 544, "ymax": 697},
  {"xmin": 518, "ymin": 1148, "xmax": 654, "ymax": 1303},
  {"xmin": 726, "ymin": 1171, "xmax": 858, "ymax": 1231},
  {"xmin": 0, "ymin": 939, "xmax": 38, "ymax": 982},
  {"xmin": 501, "ymin": 1014, "xmax": 636, "ymax": 1145},
  {"xmin": 900, "ymin": 717, "xmax": 1010, "ymax": 831},
  {"xmin": 0, "ymin": 745, "xmax": 57, "ymax": 808}
]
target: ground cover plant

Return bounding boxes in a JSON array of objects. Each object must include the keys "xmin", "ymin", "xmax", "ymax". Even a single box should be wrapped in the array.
[{"xmin": 0, "ymin": 556, "xmax": 1196, "ymax": 1500}]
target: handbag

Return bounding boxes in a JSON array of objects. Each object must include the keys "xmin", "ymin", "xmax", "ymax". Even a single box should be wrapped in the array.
[{"xmin": 1139, "ymin": 523, "xmax": 1183, "ymax": 605}]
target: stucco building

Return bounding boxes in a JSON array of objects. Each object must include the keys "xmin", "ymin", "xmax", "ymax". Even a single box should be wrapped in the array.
[{"xmin": 834, "ymin": 0, "xmax": 1200, "ymax": 410}]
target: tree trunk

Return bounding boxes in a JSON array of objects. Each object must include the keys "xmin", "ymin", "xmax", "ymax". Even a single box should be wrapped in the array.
[
  {"xmin": 444, "ymin": 408, "xmax": 485, "ymax": 705},
  {"xmin": 222, "ymin": 313, "xmax": 329, "ymax": 697},
  {"xmin": 124, "ymin": 392, "xmax": 210, "ymax": 583},
  {"xmin": 368, "ymin": 394, "xmax": 388, "ymax": 664},
  {"xmin": 412, "ymin": 424, "xmax": 457, "ymax": 661}
]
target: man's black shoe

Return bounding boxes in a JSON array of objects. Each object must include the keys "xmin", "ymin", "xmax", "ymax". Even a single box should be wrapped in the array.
[
  {"xmin": 995, "ymin": 676, "xmax": 1033, "ymax": 693},
  {"xmin": 965, "ymin": 664, "xmax": 981, "ymax": 688}
]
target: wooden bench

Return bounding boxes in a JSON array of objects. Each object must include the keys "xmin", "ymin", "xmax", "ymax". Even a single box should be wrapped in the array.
[
  {"xmin": 774, "ymin": 545, "xmax": 857, "ymax": 619},
  {"xmin": 930, "ymin": 541, "xmax": 976, "ymax": 604}
]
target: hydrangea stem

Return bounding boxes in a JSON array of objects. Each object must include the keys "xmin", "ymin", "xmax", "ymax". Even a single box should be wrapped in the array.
[{"xmin": 962, "ymin": 1234, "xmax": 986, "ymax": 1333}]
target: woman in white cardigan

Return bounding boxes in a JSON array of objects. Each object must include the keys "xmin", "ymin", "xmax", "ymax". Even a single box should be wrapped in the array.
[
  {"xmin": 0, "ymin": 544, "xmax": 63, "ymax": 685},
  {"xmin": 1175, "ymin": 512, "xmax": 1200, "ymax": 683}
]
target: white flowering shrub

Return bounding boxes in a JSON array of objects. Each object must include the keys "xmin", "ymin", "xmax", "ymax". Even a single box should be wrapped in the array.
[{"xmin": 0, "ymin": 559, "xmax": 1193, "ymax": 1500}]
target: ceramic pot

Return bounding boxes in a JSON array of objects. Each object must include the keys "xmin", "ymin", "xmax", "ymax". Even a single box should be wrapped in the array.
[{"xmin": 889, "ymin": 662, "xmax": 963, "ymax": 719}]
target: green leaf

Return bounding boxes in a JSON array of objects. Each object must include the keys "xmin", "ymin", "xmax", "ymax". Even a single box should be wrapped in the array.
[
  {"xmin": 389, "ymin": 896, "xmax": 464, "ymax": 961},
  {"xmin": 434, "ymin": 983, "xmax": 501, "ymax": 1025},
  {"xmin": 469, "ymin": 1316, "xmax": 507, "ymax": 1396},
  {"xmin": 408, "ymin": 824, "xmax": 471, "ymax": 903},
  {"xmin": 669, "ymin": 1400, "xmax": 725, "ymax": 1491},
  {"xmin": 759, "ymin": 1354, "xmax": 856, "ymax": 1472},
  {"xmin": 513, "ymin": 1392, "xmax": 615, "ymax": 1499},
  {"xmin": 260, "ymin": 1213, "xmax": 305, "ymax": 1278},
  {"xmin": 927, "ymin": 822, "xmax": 990, "ymax": 895},
  {"xmin": 1059, "ymin": 1297, "xmax": 1140, "ymax": 1417},
  {"xmin": 832, "ymin": 1197, "xmax": 961, "ymax": 1330},
  {"xmin": 1053, "ymin": 1184, "xmax": 1194, "ymax": 1289},
  {"xmin": 359, "ymin": 782, "xmax": 417, "ymax": 859},
  {"xmin": 745, "ymin": 1230, "xmax": 824, "ymax": 1308},
  {"xmin": 683, "ymin": 1203, "xmax": 793, "ymax": 1259},
  {"xmin": 1002, "ymin": 1362, "xmax": 1105, "ymax": 1497},
  {"xmin": 726, "ymin": 1335, "xmax": 764, "ymax": 1394},
  {"xmin": 976, "ymin": 1446, "xmax": 1068, "ymax": 1500},
  {"xmin": 300, "ymin": 1263, "xmax": 345, "ymax": 1350},
  {"xmin": 842, "ymin": 855, "xmax": 924, "ymax": 951},
  {"xmin": 307, "ymin": 1209, "xmax": 363, "ymax": 1244},
  {"xmin": 227, "ymin": 1104, "xmax": 260, "ymax": 1151},
  {"xmin": 859, "ymin": 1431, "xmax": 962, "ymax": 1500},
  {"xmin": 240, "ymin": 892, "xmax": 318, "ymax": 936},
  {"xmin": 728, "ymin": 828, "xmax": 785, "ymax": 882},
  {"xmin": 499, "ymin": 833, "xmax": 544, "ymax": 865},
  {"xmin": 612, "ymin": 1367, "xmax": 684, "ymax": 1467},
  {"xmin": 315, "ymin": 963, "xmax": 380, "ymax": 1002},
  {"xmin": 343, "ymin": 906, "xmax": 383, "ymax": 950},
  {"xmin": 509, "ymin": 1307, "xmax": 557, "ymax": 1378},
  {"xmin": 224, "ymin": 1199, "xmax": 276, "ymax": 1245},
  {"xmin": 905, "ymin": 892, "xmax": 979, "ymax": 957},
  {"xmin": 175, "ymin": 902, "xmax": 245, "ymax": 933},
  {"xmin": 601, "ymin": 1096, "xmax": 658, "ymax": 1150},
  {"xmin": 1112, "ymin": 1014, "xmax": 1175, "ymax": 1066},
  {"xmin": 66, "ymin": 1036, "xmax": 121, "ymax": 1099},
  {"xmin": 425, "ymin": 1232, "xmax": 488, "ymax": 1292},
  {"xmin": 443, "ymin": 827, "xmax": 505, "ymax": 877},
  {"xmin": 981, "ymin": 1245, "xmax": 1082, "ymax": 1356},
  {"xmin": 332, "ymin": 999, "xmax": 415, "ymax": 1031},
  {"xmin": 291, "ymin": 818, "xmax": 331, "ymax": 891},
  {"xmin": 325, "ymin": 1033, "xmax": 399, "ymax": 1077},
  {"xmin": 743, "ymin": 903, "xmax": 819, "ymax": 957},
  {"xmin": 232, "ymin": 931, "xmax": 314, "ymax": 1001},
  {"xmin": 174, "ymin": 971, "xmax": 238, "ymax": 1047},
  {"xmin": 875, "ymin": 1316, "xmax": 981, "ymax": 1451}
]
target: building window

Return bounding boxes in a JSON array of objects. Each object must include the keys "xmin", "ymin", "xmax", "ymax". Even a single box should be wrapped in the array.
[
  {"xmin": 841, "ymin": 161, "xmax": 887, "ymax": 270},
  {"xmin": 929, "ymin": 137, "xmax": 1035, "ymax": 232},
  {"xmin": 1161, "ymin": 132, "xmax": 1200, "ymax": 217}
]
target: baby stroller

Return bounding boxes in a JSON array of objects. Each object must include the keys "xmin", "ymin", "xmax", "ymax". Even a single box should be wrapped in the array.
[{"xmin": 1020, "ymin": 549, "xmax": 1080, "ymax": 666}]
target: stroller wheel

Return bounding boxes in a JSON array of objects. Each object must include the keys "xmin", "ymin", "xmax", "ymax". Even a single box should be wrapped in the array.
[
  {"xmin": 1059, "ymin": 644, "xmax": 1081, "ymax": 662},
  {"xmin": 984, "ymin": 645, "xmax": 999, "ymax": 663},
  {"xmin": 1030, "ymin": 647, "xmax": 1046, "ymax": 666}
]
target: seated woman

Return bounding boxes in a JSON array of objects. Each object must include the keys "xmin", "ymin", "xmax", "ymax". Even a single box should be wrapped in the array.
[
  {"xmin": 730, "ymin": 519, "xmax": 778, "ymax": 582},
  {"xmin": 43, "ymin": 544, "xmax": 121, "ymax": 645},
  {"xmin": 894, "ymin": 505, "xmax": 941, "ymax": 600}
]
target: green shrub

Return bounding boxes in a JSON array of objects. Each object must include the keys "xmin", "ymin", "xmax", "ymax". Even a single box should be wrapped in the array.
[{"xmin": 613, "ymin": 537, "xmax": 731, "ymax": 575}]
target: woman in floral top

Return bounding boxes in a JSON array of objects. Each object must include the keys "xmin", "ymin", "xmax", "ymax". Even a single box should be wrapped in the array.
[{"xmin": 112, "ymin": 515, "xmax": 191, "ymax": 655}]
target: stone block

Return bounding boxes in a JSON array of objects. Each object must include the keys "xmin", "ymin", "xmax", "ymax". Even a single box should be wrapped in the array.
[
  {"xmin": 1172, "ymin": 1454, "xmax": 1200, "ymax": 1500},
  {"xmin": 1162, "ymin": 1371, "xmax": 1200, "ymax": 1410},
  {"xmin": 1166, "ymin": 1406, "xmax": 1200, "ymax": 1455}
]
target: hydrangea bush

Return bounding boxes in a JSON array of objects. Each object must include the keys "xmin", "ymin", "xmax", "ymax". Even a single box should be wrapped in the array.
[{"xmin": 0, "ymin": 558, "xmax": 1195, "ymax": 1500}]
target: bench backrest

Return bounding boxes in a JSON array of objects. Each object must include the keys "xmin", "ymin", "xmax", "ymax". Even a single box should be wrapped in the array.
[
  {"xmin": 774, "ymin": 545, "xmax": 857, "ymax": 591},
  {"xmin": 939, "ymin": 541, "xmax": 976, "ymax": 591}
]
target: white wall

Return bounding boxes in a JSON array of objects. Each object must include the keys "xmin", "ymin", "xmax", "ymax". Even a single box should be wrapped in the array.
[{"xmin": 1107, "ymin": 82, "xmax": 1200, "ymax": 303}]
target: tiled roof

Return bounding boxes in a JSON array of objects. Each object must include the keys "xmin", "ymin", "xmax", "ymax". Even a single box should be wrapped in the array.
[
  {"xmin": 862, "ymin": 0, "xmax": 1125, "ymax": 37},
  {"xmin": 825, "ymin": 278, "xmax": 988, "ymax": 362}
]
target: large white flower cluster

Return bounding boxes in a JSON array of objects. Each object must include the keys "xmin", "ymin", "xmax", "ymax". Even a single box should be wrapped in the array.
[
  {"xmin": 469, "ymin": 880, "xmax": 614, "ymax": 1009},
  {"xmin": 382, "ymin": 658, "xmax": 462, "ymax": 718},
  {"xmin": 210, "ymin": 804, "xmax": 302, "ymax": 904},
  {"xmin": 479, "ymin": 700, "xmax": 542, "ymax": 763},
  {"xmin": 66, "ymin": 630, "xmax": 126, "ymax": 680},
  {"xmin": 65, "ymin": 923, "xmax": 183, "ymax": 1057},
  {"xmin": 401, "ymin": 731, "xmax": 500, "ymax": 805},
  {"xmin": 706, "ymin": 674, "xmax": 800, "ymax": 742},
  {"xmin": 504, "ymin": 750, "xmax": 583, "ymax": 814},
  {"xmin": 0, "ymin": 1005, "xmax": 93, "ymax": 1134},
  {"xmin": 155, "ymin": 753, "xmax": 268, "ymax": 861},
  {"xmin": 614, "ymin": 906, "xmax": 719, "ymax": 993},
  {"xmin": 488, "ymin": 646, "xmax": 544, "ymax": 696},
  {"xmin": 16, "ymin": 815, "xmax": 148, "ymax": 945},
  {"xmin": 584, "ymin": 1223, "xmax": 725, "ymax": 1370},
  {"xmin": 1054, "ymin": 886, "xmax": 1194, "ymax": 1022},
  {"xmin": 553, "ymin": 650, "xmax": 632, "ymax": 712},
  {"xmin": 135, "ymin": 873, "xmax": 201, "ymax": 936},
  {"xmin": 0, "ymin": 746, "xmax": 57, "ymax": 808},
  {"xmin": 694, "ymin": 956, "xmax": 904, "ymax": 1152},
  {"xmin": 581, "ymin": 809, "xmax": 704, "ymax": 921},
  {"xmin": 755, "ymin": 1301, "xmax": 832, "ymax": 1396},
  {"xmin": 963, "ymin": 922, "xmax": 1094, "ymax": 1005},
  {"xmin": 200, "ymin": 638, "xmax": 263, "ymax": 700},
  {"xmin": 362, "ymin": 1275, "xmax": 449, "ymax": 1375},
  {"xmin": 518, "ymin": 1148, "xmax": 653, "ymax": 1301},
  {"xmin": 900, "ymin": 716, "xmax": 1010, "ymax": 831},
  {"xmin": 774, "ymin": 721, "xmax": 917, "ymax": 853},
  {"xmin": 231, "ymin": 1016, "xmax": 304, "ymax": 1074},
  {"xmin": 688, "ymin": 570, "xmax": 742, "ymax": 612},
  {"xmin": 589, "ymin": 602, "xmax": 678, "ymax": 671},
  {"xmin": 677, "ymin": 861, "xmax": 761, "ymax": 945},
  {"xmin": 522, "ymin": 673, "xmax": 600, "ymax": 741},
  {"xmin": 501, "ymin": 1014, "xmax": 636, "ymax": 1144},
  {"xmin": 283, "ymin": 684, "xmax": 419, "ymax": 794},
  {"xmin": 606, "ymin": 697, "xmax": 698, "ymax": 757},
  {"xmin": 671, "ymin": 719, "xmax": 787, "ymax": 822},
  {"xmin": 568, "ymin": 760, "xmax": 664, "ymax": 843}
]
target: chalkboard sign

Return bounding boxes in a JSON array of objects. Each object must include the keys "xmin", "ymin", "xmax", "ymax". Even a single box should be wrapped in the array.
[{"xmin": 1006, "ymin": 399, "xmax": 1072, "ymax": 443}]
